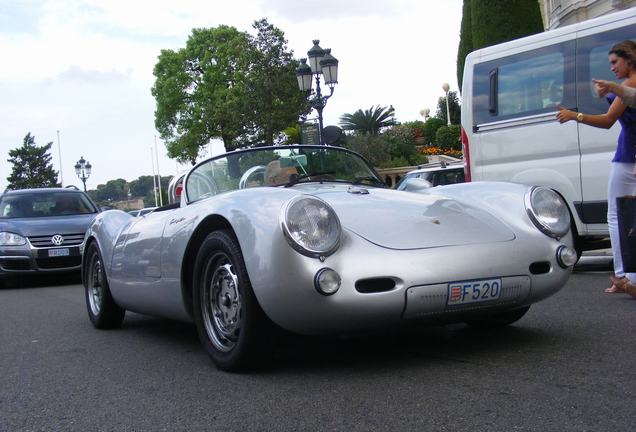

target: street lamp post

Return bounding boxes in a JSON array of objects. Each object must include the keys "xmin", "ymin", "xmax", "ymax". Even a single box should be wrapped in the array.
[
  {"xmin": 74, "ymin": 156, "xmax": 92, "ymax": 192},
  {"xmin": 419, "ymin": 108, "xmax": 430, "ymax": 121},
  {"xmin": 442, "ymin": 83, "xmax": 451, "ymax": 126},
  {"xmin": 296, "ymin": 40, "xmax": 339, "ymax": 145}
]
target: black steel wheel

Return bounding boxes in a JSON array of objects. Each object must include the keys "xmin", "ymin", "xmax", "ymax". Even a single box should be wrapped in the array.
[
  {"xmin": 193, "ymin": 230, "xmax": 268, "ymax": 371},
  {"xmin": 84, "ymin": 242, "xmax": 125, "ymax": 329}
]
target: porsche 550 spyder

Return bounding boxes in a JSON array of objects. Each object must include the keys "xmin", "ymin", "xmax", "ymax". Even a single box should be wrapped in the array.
[{"xmin": 82, "ymin": 144, "xmax": 577, "ymax": 371}]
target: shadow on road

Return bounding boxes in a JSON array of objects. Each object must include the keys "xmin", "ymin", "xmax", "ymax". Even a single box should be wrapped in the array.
[
  {"xmin": 1, "ymin": 272, "xmax": 82, "ymax": 289},
  {"xmin": 110, "ymin": 312, "xmax": 555, "ymax": 375},
  {"xmin": 254, "ymin": 324, "xmax": 552, "ymax": 374}
]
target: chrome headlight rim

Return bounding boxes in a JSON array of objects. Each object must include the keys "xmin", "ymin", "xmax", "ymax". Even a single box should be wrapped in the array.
[
  {"xmin": 280, "ymin": 195, "xmax": 341, "ymax": 258},
  {"xmin": 0, "ymin": 231, "xmax": 27, "ymax": 246},
  {"xmin": 524, "ymin": 186, "xmax": 570, "ymax": 239}
]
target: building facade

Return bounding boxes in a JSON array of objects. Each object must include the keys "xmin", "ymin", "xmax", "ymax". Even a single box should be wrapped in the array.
[{"xmin": 539, "ymin": 0, "xmax": 636, "ymax": 29}]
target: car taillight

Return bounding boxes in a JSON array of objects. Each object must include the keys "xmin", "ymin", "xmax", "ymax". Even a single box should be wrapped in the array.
[{"xmin": 461, "ymin": 127, "xmax": 471, "ymax": 182}]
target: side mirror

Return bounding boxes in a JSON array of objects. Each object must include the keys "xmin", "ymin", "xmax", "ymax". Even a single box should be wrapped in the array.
[{"xmin": 399, "ymin": 177, "xmax": 432, "ymax": 192}]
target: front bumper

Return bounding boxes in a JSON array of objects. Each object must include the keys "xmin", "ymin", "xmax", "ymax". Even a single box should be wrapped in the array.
[
  {"xmin": 0, "ymin": 244, "xmax": 83, "ymax": 276},
  {"xmin": 248, "ymin": 229, "xmax": 573, "ymax": 335}
]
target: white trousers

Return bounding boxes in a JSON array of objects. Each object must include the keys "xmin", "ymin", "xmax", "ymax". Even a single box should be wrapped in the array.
[{"xmin": 607, "ymin": 162, "xmax": 636, "ymax": 281}]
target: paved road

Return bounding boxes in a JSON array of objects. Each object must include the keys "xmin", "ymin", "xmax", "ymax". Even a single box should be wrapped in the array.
[{"xmin": 1, "ymin": 265, "xmax": 636, "ymax": 432}]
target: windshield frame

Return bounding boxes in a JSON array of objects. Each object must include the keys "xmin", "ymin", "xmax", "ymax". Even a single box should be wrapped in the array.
[{"xmin": 183, "ymin": 145, "xmax": 384, "ymax": 204}]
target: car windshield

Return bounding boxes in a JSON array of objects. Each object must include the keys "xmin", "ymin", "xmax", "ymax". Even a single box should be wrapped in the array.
[
  {"xmin": 0, "ymin": 192, "xmax": 97, "ymax": 218},
  {"xmin": 185, "ymin": 145, "xmax": 384, "ymax": 203}
]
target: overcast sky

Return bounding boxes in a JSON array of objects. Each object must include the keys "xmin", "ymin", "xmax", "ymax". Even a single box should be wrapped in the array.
[{"xmin": 0, "ymin": 0, "xmax": 463, "ymax": 192}]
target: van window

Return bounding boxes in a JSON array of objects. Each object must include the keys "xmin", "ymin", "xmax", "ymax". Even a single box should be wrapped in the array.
[
  {"xmin": 472, "ymin": 41, "xmax": 576, "ymax": 125},
  {"xmin": 576, "ymin": 26, "xmax": 636, "ymax": 115}
]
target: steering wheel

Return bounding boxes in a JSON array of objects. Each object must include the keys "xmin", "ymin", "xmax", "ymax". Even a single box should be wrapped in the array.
[{"xmin": 239, "ymin": 165, "xmax": 266, "ymax": 189}]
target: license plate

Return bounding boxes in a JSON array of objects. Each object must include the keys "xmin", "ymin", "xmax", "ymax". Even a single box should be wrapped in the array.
[
  {"xmin": 49, "ymin": 248, "xmax": 70, "ymax": 257},
  {"xmin": 447, "ymin": 278, "xmax": 502, "ymax": 306}
]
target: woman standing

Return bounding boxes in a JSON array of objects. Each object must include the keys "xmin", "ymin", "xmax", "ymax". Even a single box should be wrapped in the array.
[{"xmin": 557, "ymin": 40, "xmax": 636, "ymax": 294}]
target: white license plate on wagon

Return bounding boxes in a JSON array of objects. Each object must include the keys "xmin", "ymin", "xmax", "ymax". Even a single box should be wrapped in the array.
[
  {"xmin": 48, "ymin": 248, "xmax": 70, "ymax": 257},
  {"xmin": 447, "ymin": 278, "xmax": 502, "ymax": 306}
]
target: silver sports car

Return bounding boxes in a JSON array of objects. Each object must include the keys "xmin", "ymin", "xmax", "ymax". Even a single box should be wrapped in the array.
[{"xmin": 82, "ymin": 145, "xmax": 577, "ymax": 371}]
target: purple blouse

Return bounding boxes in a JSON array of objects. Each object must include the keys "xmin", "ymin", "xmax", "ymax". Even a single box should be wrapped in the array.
[{"xmin": 610, "ymin": 93, "xmax": 636, "ymax": 163}]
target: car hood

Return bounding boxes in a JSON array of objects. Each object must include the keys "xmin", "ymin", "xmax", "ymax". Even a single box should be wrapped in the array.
[
  {"xmin": 298, "ymin": 184, "xmax": 515, "ymax": 250},
  {"xmin": 0, "ymin": 214, "xmax": 97, "ymax": 236}
]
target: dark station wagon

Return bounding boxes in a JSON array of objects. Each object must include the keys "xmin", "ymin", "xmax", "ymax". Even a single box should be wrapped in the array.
[{"xmin": 0, "ymin": 188, "xmax": 99, "ymax": 286}]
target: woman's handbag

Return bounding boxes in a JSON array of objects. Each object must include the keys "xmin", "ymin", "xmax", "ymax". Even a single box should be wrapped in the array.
[{"xmin": 617, "ymin": 195, "xmax": 636, "ymax": 272}]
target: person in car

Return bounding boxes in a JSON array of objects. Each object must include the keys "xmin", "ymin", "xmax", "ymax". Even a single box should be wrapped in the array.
[
  {"xmin": 53, "ymin": 195, "xmax": 82, "ymax": 215},
  {"xmin": 557, "ymin": 40, "xmax": 636, "ymax": 294},
  {"xmin": 264, "ymin": 160, "xmax": 298, "ymax": 186}
]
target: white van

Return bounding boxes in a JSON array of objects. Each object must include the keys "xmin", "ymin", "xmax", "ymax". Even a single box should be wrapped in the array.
[{"xmin": 461, "ymin": 8, "xmax": 636, "ymax": 254}]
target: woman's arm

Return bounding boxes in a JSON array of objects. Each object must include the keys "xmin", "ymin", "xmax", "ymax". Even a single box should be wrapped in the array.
[
  {"xmin": 556, "ymin": 97, "xmax": 626, "ymax": 129},
  {"xmin": 594, "ymin": 79, "xmax": 625, "ymax": 97},
  {"xmin": 594, "ymin": 79, "xmax": 636, "ymax": 108}
]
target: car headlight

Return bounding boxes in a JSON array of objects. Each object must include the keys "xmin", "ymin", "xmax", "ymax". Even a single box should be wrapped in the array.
[
  {"xmin": 0, "ymin": 231, "xmax": 27, "ymax": 246},
  {"xmin": 525, "ymin": 186, "xmax": 570, "ymax": 238},
  {"xmin": 281, "ymin": 196, "xmax": 341, "ymax": 258}
]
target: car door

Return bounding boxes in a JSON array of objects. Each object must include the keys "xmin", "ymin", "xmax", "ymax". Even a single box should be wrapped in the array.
[{"xmin": 112, "ymin": 212, "xmax": 167, "ymax": 279}]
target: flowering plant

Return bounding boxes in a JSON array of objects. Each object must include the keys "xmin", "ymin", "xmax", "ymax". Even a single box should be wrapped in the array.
[{"xmin": 420, "ymin": 147, "xmax": 463, "ymax": 159}]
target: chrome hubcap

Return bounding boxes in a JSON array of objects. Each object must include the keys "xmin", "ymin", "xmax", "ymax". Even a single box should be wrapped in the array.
[
  {"xmin": 202, "ymin": 254, "xmax": 241, "ymax": 352},
  {"xmin": 88, "ymin": 254, "xmax": 103, "ymax": 316}
]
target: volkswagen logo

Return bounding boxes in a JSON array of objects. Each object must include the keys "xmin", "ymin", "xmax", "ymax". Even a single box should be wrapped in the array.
[{"xmin": 51, "ymin": 234, "xmax": 64, "ymax": 246}]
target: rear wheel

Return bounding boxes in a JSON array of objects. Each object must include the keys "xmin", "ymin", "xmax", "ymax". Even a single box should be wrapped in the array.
[
  {"xmin": 84, "ymin": 243, "xmax": 125, "ymax": 329},
  {"xmin": 466, "ymin": 306, "xmax": 531, "ymax": 327},
  {"xmin": 193, "ymin": 230, "xmax": 268, "ymax": 372}
]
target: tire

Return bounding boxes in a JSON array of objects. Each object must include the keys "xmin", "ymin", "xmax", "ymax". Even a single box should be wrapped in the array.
[
  {"xmin": 193, "ymin": 230, "xmax": 267, "ymax": 372},
  {"xmin": 466, "ymin": 306, "xmax": 531, "ymax": 328},
  {"xmin": 84, "ymin": 243, "xmax": 125, "ymax": 329}
]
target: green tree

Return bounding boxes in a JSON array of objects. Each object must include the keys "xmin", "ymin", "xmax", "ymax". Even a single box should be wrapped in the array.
[
  {"xmin": 282, "ymin": 124, "xmax": 301, "ymax": 144},
  {"xmin": 87, "ymin": 175, "xmax": 174, "ymax": 208},
  {"xmin": 345, "ymin": 135, "xmax": 391, "ymax": 167},
  {"xmin": 6, "ymin": 133, "xmax": 59, "ymax": 189},
  {"xmin": 435, "ymin": 91, "xmax": 462, "ymax": 125},
  {"xmin": 456, "ymin": 0, "xmax": 544, "ymax": 91},
  {"xmin": 92, "ymin": 179, "xmax": 128, "ymax": 202},
  {"xmin": 456, "ymin": 0, "xmax": 473, "ymax": 89},
  {"xmin": 383, "ymin": 124, "xmax": 427, "ymax": 166},
  {"xmin": 239, "ymin": 19, "xmax": 310, "ymax": 147},
  {"xmin": 128, "ymin": 175, "xmax": 156, "ymax": 198},
  {"xmin": 422, "ymin": 117, "xmax": 445, "ymax": 146},
  {"xmin": 339, "ymin": 105, "xmax": 397, "ymax": 135},
  {"xmin": 143, "ymin": 175, "xmax": 173, "ymax": 207},
  {"xmin": 401, "ymin": 120, "xmax": 427, "ymax": 143},
  {"xmin": 435, "ymin": 125, "xmax": 462, "ymax": 151},
  {"xmin": 152, "ymin": 26, "xmax": 252, "ymax": 163}
]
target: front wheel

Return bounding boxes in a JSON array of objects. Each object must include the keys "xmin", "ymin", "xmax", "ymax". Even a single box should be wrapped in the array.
[
  {"xmin": 84, "ymin": 243, "xmax": 125, "ymax": 329},
  {"xmin": 465, "ymin": 306, "xmax": 531, "ymax": 328},
  {"xmin": 193, "ymin": 230, "xmax": 268, "ymax": 371}
]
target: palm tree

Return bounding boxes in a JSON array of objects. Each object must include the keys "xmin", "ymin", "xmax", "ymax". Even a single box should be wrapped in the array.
[{"xmin": 339, "ymin": 105, "xmax": 397, "ymax": 135}]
